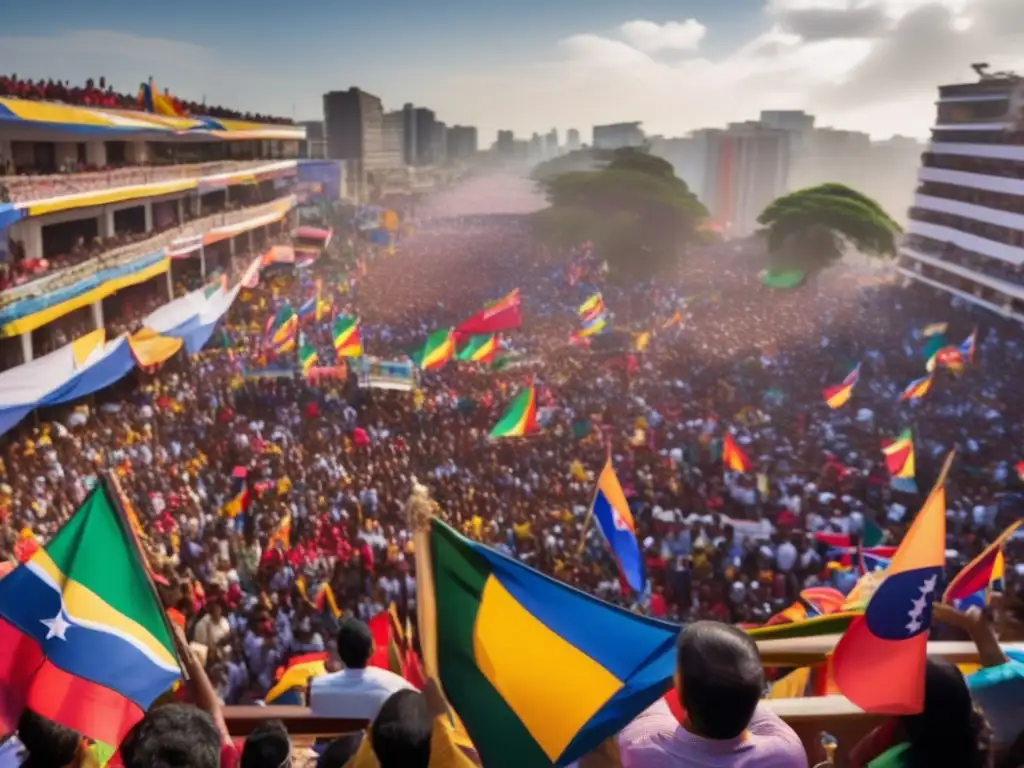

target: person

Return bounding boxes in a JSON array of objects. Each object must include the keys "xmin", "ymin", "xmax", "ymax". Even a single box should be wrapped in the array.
[
  {"xmin": 0, "ymin": 710, "xmax": 85, "ymax": 767},
  {"xmin": 194, "ymin": 599, "xmax": 232, "ymax": 651},
  {"xmin": 314, "ymin": 735, "xmax": 362, "ymax": 768},
  {"xmin": 240, "ymin": 719, "xmax": 291, "ymax": 768},
  {"xmin": 119, "ymin": 704, "xmax": 223, "ymax": 768},
  {"xmin": 309, "ymin": 617, "xmax": 412, "ymax": 719},
  {"xmin": 616, "ymin": 621, "xmax": 807, "ymax": 767}
]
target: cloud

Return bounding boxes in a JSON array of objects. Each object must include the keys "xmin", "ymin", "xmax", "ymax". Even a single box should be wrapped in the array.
[
  {"xmin": 617, "ymin": 19, "xmax": 707, "ymax": 53},
  {"xmin": 774, "ymin": 6, "xmax": 890, "ymax": 40}
]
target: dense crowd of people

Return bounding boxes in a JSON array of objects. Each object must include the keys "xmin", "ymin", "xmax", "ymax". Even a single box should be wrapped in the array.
[
  {"xmin": 1, "ymin": 200, "xmax": 1024, "ymax": 765},
  {"xmin": 0, "ymin": 74, "xmax": 295, "ymax": 124}
]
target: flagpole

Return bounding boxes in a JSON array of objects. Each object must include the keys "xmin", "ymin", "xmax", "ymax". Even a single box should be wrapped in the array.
[
  {"xmin": 101, "ymin": 472, "xmax": 190, "ymax": 681},
  {"xmin": 576, "ymin": 441, "xmax": 612, "ymax": 557}
]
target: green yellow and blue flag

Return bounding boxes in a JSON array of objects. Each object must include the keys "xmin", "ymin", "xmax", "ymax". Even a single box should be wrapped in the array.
[
  {"xmin": 588, "ymin": 459, "xmax": 644, "ymax": 593},
  {"xmin": 0, "ymin": 482, "xmax": 181, "ymax": 746}
]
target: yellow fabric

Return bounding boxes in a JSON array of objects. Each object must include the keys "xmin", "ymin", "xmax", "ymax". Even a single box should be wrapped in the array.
[
  {"xmin": 767, "ymin": 667, "xmax": 811, "ymax": 699},
  {"xmin": 345, "ymin": 717, "xmax": 477, "ymax": 768},
  {"xmin": 128, "ymin": 328, "xmax": 183, "ymax": 366},
  {"xmin": 3, "ymin": 257, "xmax": 170, "ymax": 337},
  {"xmin": 28, "ymin": 181, "xmax": 197, "ymax": 217},
  {"xmin": 71, "ymin": 328, "xmax": 106, "ymax": 366}
]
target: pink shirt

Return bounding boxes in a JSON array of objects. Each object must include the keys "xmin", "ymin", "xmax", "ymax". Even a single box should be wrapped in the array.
[{"xmin": 618, "ymin": 701, "xmax": 808, "ymax": 768}]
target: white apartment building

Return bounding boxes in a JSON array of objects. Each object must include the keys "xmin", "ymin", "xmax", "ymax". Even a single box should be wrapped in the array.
[{"xmin": 897, "ymin": 71, "xmax": 1024, "ymax": 321}]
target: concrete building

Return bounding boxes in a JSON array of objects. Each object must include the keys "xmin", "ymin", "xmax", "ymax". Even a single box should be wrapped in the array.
[
  {"xmin": 382, "ymin": 111, "xmax": 405, "ymax": 169},
  {"xmin": 414, "ymin": 108, "xmax": 439, "ymax": 165},
  {"xmin": 566, "ymin": 129, "xmax": 581, "ymax": 151},
  {"xmin": 402, "ymin": 103, "xmax": 418, "ymax": 167},
  {"xmin": 447, "ymin": 125, "xmax": 478, "ymax": 161},
  {"xmin": 698, "ymin": 122, "xmax": 790, "ymax": 237},
  {"xmin": 897, "ymin": 69, "xmax": 1024, "ymax": 321},
  {"xmin": 299, "ymin": 121, "xmax": 326, "ymax": 159},
  {"xmin": 322, "ymin": 87, "xmax": 390, "ymax": 201},
  {"xmin": 648, "ymin": 135, "xmax": 704, "ymax": 196},
  {"xmin": 496, "ymin": 130, "xmax": 515, "ymax": 157},
  {"xmin": 528, "ymin": 133, "xmax": 544, "ymax": 163},
  {"xmin": 544, "ymin": 129, "xmax": 559, "ymax": 157},
  {"xmin": 432, "ymin": 121, "xmax": 448, "ymax": 165},
  {"xmin": 592, "ymin": 122, "xmax": 645, "ymax": 150}
]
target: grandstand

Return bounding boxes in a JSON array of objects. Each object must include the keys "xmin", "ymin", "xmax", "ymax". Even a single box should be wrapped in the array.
[{"xmin": 0, "ymin": 91, "xmax": 307, "ymax": 367}]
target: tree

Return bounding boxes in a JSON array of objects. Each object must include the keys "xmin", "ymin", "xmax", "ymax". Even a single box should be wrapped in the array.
[
  {"xmin": 533, "ymin": 148, "xmax": 708, "ymax": 279},
  {"xmin": 757, "ymin": 183, "xmax": 902, "ymax": 276},
  {"xmin": 530, "ymin": 149, "xmax": 613, "ymax": 182}
]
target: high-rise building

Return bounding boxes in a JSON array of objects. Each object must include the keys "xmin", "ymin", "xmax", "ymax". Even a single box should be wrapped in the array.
[
  {"xmin": 382, "ymin": 111, "xmax": 405, "ymax": 169},
  {"xmin": 566, "ymin": 129, "xmax": 581, "ymax": 151},
  {"xmin": 323, "ymin": 87, "xmax": 388, "ymax": 201},
  {"xmin": 698, "ymin": 122, "xmax": 790, "ymax": 237},
  {"xmin": 592, "ymin": 122, "xmax": 645, "ymax": 150},
  {"xmin": 648, "ymin": 136, "xmax": 704, "ymax": 195},
  {"xmin": 544, "ymin": 129, "xmax": 559, "ymax": 157},
  {"xmin": 496, "ymin": 130, "xmax": 515, "ymax": 157},
  {"xmin": 447, "ymin": 125, "xmax": 478, "ymax": 161},
  {"xmin": 414, "ymin": 107, "xmax": 438, "ymax": 165},
  {"xmin": 759, "ymin": 110, "xmax": 816, "ymax": 134},
  {"xmin": 432, "ymin": 121, "xmax": 448, "ymax": 165},
  {"xmin": 299, "ymin": 120, "xmax": 327, "ymax": 159},
  {"xmin": 898, "ymin": 69, "xmax": 1024, "ymax": 320},
  {"xmin": 402, "ymin": 103, "xmax": 418, "ymax": 167}
]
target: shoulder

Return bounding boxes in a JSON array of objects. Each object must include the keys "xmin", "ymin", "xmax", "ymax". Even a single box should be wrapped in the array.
[
  {"xmin": 748, "ymin": 706, "xmax": 808, "ymax": 763},
  {"xmin": 618, "ymin": 699, "xmax": 681, "ymax": 747},
  {"xmin": 363, "ymin": 667, "xmax": 415, "ymax": 691}
]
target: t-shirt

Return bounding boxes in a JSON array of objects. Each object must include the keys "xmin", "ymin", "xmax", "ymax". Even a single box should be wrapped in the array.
[{"xmin": 617, "ymin": 700, "xmax": 808, "ymax": 768}]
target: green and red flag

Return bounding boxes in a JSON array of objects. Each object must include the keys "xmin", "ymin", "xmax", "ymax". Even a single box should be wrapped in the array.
[
  {"xmin": 489, "ymin": 385, "xmax": 538, "ymax": 439},
  {"xmin": 457, "ymin": 334, "xmax": 499, "ymax": 363}
]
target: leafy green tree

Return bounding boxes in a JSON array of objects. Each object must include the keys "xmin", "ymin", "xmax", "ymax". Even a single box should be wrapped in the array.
[
  {"xmin": 533, "ymin": 148, "xmax": 708, "ymax": 279},
  {"xmin": 530, "ymin": 149, "xmax": 613, "ymax": 182},
  {"xmin": 757, "ymin": 184, "xmax": 902, "ymax": 276}
]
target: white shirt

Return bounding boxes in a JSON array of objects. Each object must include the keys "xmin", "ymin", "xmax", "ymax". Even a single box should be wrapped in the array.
[{"xmin": 309, "ymin": 667, "xmax": 413, "ymax": 720}]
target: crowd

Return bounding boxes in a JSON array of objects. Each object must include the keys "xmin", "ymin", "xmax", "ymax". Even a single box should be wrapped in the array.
[
  {"xmin": 1, "ymin": 206, "xmax": 1024, "ymax": 765},
  {"xmin": 0, "ymin": 74, "xmax": 295, "ymax": 124}
]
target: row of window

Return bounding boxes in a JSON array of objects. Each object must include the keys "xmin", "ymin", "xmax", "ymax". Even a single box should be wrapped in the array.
[
  {"xmin": 922, "ymin": 152, "xmax": 1024, "ymax": 180},
  {"xmin": 903, "ymin": 233, "xmax": 1024, "ymax": 286},
  {"xmin": 902, "ymin": 255, "xmax": 1024, "ymax": 318},
  {"xmin": 917, "ymin": 181, "xmax": 1024, "ymax": 217}
]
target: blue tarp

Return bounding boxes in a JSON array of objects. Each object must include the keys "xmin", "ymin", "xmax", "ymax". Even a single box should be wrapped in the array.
[{"xmin": 0, "ymin": 203, "xmax": 23, "ymax": 236}]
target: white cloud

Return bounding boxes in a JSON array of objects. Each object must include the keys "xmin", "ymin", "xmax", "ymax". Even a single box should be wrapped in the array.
[{"xmin": 618, "ymin": 19, "xmax": 707, "ymax": 53}]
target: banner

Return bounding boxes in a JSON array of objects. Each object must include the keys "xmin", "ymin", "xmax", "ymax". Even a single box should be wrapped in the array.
[{"xmin": 354, "ymin": 356, "xmax": 418, "ymax": 391}]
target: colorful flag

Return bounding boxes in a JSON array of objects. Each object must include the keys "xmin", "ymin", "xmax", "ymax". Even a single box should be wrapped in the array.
[
  {"xmin": 920, "ymin": 322, "xmax": 948, "ymax": 337},
  {"xmin": 411, "ymin": 329, "xmax": 455, "ymax": 370},
  {"xmin": 578, "ymin": 314, "xmax": 607, "ymax": 338},
  {"xmin": 265, "ymin": 652, "xmax": 328, "ymax": 705},
  {"xmin": 267, "ymin": 515, "xmax": 291, "ymax": 551},
  {"xmin": 722, "ymin": 433, "xmax": 752, "ymax": 472},
  {"xmin": 267, "ymin": 313, "xmax": 298, "ymax": 354},
  {"xmin": 989, "ymin": 550, "xmax": 1006, "ymax": 599},
  {"xmin": 299, "ymin": 343, "xmax": 318, "ymax": 376},
  {"xmin": 414, "ymin": 518, "xmax": 679, "ymax": 768},
  {"xmin": 882, "ymin": 429, "xmax": 917, "ymax": 493},
  {"xmin": 220, "ymin": 469, "xmax": 250, "ymax": 519},
  {"xmin": 800, "ymin": 587, "xmax": 847, "ymax": 615},
  {"xmin": 455, "ymin": 289, "xmax": 521, "ymax": 336},
  {"xmin": 589, "ymin": 459, "xmax": 644, "ymax": 593},
  {"xmin": 332, "ymin": 316, "xmax": 362, "ymax": 358},
  {"xmin": 823, "ymin": 364, "xmax": 860, "ymax": 409},
  {"xmin": 943, "ymin": 520, "xmax": 1022, "ymax": 605},
  {"xmin": 832, "ymin": 455, "xmax": 950, "ymax": 714},
  {"xmin": 900, "ymin": 374, "xmax": 933, "ymax": 402},
  {"xmin": 959, "ymin": 327, "xmax": 977, "ymax": 364},
  {"xmin": 926, "ymin": 345, "xmax": 964, "ymax": 374},
  {"xmin": 579, "ymin": 294, "xmax": 605, "ymax": 323},
  {"xmin": 0, "ymin": 483, "xmax": 181, "ymax": 745},
  {"xmin": 661, "ymin": 312, "xmax": 681, "ymax": 330},
  {"xmin": 457, "ymin": 334, "xmax": 499, "ymax": 363},
  {"xmin": 489, "ymin": 386, "xmax": 538, "ymax": 439},
  {"xmin": 297, "ymin": 295, "xmax": 316, "ymax": 321},
  {"xmin": 633, "ymin": 332, "xmax": 651, "ymax": 352}
]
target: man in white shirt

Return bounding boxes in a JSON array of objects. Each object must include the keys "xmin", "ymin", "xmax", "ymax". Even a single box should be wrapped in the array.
[{"xmin": 309, "ymin": 617, "xmax": 412, "ymax": 720}]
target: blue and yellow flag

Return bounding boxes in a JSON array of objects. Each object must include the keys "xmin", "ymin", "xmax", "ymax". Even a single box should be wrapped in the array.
[
  {"xmin": 417, "ymin": 518, "xmax": 677, "ymax": 768},
  {"xmin": 589, "ymin": 459, "xmax": 644, "ymax": 593}
]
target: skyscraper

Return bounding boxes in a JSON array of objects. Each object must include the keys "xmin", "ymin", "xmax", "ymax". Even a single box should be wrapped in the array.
[
  {"xmin": 592, "ymin": 122, "xmax": 644, "ymax": 150},
  {"xmin": 447, "ymin": 126, "xmax": 479, "ymax": 161},
  {"xmin": 402, "ymin": 103, "xmax": 418, "ymax": 167},
  {"xmin": 323, "ymin": 87, "xmax": 387, "ymax": 201},
  {"xmin": 566, "ymin": 129, "xmax": 581, "ymax": 151}
]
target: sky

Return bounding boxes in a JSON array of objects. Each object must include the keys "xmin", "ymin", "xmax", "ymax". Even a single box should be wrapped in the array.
[{"xmin": 1, "ymin": 0, "xmax": 1022, "ymax": 145}]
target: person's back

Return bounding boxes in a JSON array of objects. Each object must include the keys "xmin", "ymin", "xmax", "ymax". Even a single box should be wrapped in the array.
[
  {"xmin": 309, "ymin": 616, "xmax": 413, "ymax": 720},
  {"xmin": 119, "ymin": 704, "xmax": 222, "ymax": 768},
  {"xmin": 617, "ymin": 621, "xmax": 807, "ymax": 767}
]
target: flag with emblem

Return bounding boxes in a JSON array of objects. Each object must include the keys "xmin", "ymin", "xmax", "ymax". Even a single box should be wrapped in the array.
[
  {"xmin": 414, "ymin": 518, "xmax": 678, "ymax": 768},
  {"xmin": 0, "ymin": 481, "xmax": 182, "ymax": 746},
  {"xmin": 587, "ymin": 459, "xmax": 644, "ymax": 593},
  {"xmin": 832, "ymin": 453, "xmax": 951, "ymax": 714}
]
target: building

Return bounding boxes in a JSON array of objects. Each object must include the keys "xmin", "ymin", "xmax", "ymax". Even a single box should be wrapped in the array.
[
  {"xmin": 402, "ymin": 103, "xmax": 418, "ymax": 167},
  {"xmin": 0, "ymin": 94, "xmax": 304, "ymax": 368},
  {"xmin": 446, "ymin": 126, "xmax": 478, "ymax": 161},
  {"xmin": 299, "ymin": 121, "xmax": 327, "ymax": 159},
  {"xmin": 759, "ymin": 110, "xmax": 816, "ymax": 134},
  {"xmin": 528, "ymin": 133, "xmax": 544, "ymax": 163},
  {"xmin": 897, "ymin": 69, "xmax": 1024, "ymax": 321},
  {"xmin": 323, "ymin": 87, "xmax": 394, "ymax": 200},
  {"xmin": 592, "ymin": 122, "xmax": 645, "ymax": 150},
  {"xmin": 414, "ymin": 108, "xmax": 439, "ymax": 166},
  {"xmin": 382, "ymin": 111, "xmax": 405, "ymax": 169},
  {"xmin": 648, "ymin": 136, "xmax": 704, "ymax": 195},
  {"xmin": 698, "ymin": 122, "xmax": 790, "ymax": 237},
  {"xmin": 544, "ymin": 129, "xmax": 559, "ymax": 157},
  {"xmin": 495, "ymin": 130, "xmax": 515, "ymax": 157},
  {"xmin": 566, "ymin": 129, "xmax": 581, "ymax": 151}
]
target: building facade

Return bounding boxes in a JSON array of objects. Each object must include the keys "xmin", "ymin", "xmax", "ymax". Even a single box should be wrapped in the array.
[
  {"xmin": 566, "ymin": 129, "xmax": 581, "ymax": 151},
  {"xmin": 898, "ymin": 71, "xmax": 1024, "ymax": 321},
  {"xmin": 447, "ymin": 126, "xmax": 478, "ymax": 161},
  {"xmin": 592, "ymin": 122, "xmax": 645, "ymax": 150},
  {"xmin": 402, "ymin": 103, "xmax": 418, "ymax": 167}
]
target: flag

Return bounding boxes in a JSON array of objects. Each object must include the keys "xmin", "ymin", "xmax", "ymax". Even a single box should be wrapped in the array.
[
  {"xmin": 989, "ymin": 550, "xmax": 1006, "ymax": 599},
  {"xmin": 220, "ymin": 469, "xmax": 250, "ymax": 519},
  {"xmin": 588, "ymin": 460, "xmax": 644, "ymax": 593},
  {"xmin": 265, "ymin": 653, "xmax": 328, "ymax": 705},
  {"xmin": 489, "ymin": 386, "xmax": 538, "ymax": 439},
  {"xmin": 900, "ymin": 374, "xmax": 933, "ymax": 402},
  {"xmin": 332, "ymin": 316, "xmax": 362, "ymax": 358},
  {"xmin": 267, "ymin": 313, "xmax": 298, "ymax": 354},
  {"xmin": 633, "ymin": 332, "xmax": 651, "ymax": 353},
  {"xmin": 455, "ymin": 289, "xmax": 521, "ymax": 336},
  {"xmin": 799, "ymin": 587, "xmax": 847, "ymax": 615},
  {"xmin": 920, "ymin": 322, "xmax": 948, "ymax": 337},
  {"xmin": 882, "ymin": 429, "xmax": 917, "ymax": 493},
  {"xmin": 744, "ymin": 612, "xmax": 861, "ymax": 641},
  {"xmin": 0, "ymin": 483, "xmax": 181, "ymax": 746},
  {"xmin": 457, "ymin": 334, "xmax": 499, "ymax": 363},
  {"xmin": 411, "ymin": 329, "xmax": 455, "ymax": 370},
  {"xmin": 314, "ymin": 583, "xmax": 341, "ymax": 619},
  {"xmin": 299, "ymin": 343, "xmax": 318, "ymax": 377},
  {"xmin": 137, "ymin": 77, "xmax": 185, "ymax": 117},
  {"xmin": 722, "ymin": 433, "xmax": 751, "ymax": 472},
  {"xmin": 926, "ymin": 346, "xmax": 964, "ymax": 374},
  {"xmin": 943, "ymin": 520, "xmax": 1022, "ymax": 605},
  {"xmin": 832, "ymin": 455, "xmax": 950, "ymax": 714},
  {"xmin": 578, "ymin": 314, "xmax": 607, "ymax": 338},
  {"xmin": 267, "ymin": 515, "xmax": 292, "ymax": 551},
  {"xmin": 661, "ymin": 312, "xmax": 681, "ymax": 330},
  {"xmin": 823, "ymin": 364, "xmax": 860, "ymax": 409},
  {"xmin": 415, "ymin": 517, "xmax": 678, "ymax": 768},
  {"xmin": 862, "ymin": 517, "xmax": 886, "ymax": 548},
  {"xmin": 959, "ymin": 327, "xmax": 977, "ymax": 364},
  {"xmin": 579, "ymin": 294, "xmax": 605, "ymax": 323},
  {"xmin": 297, "ymin": 296, "xmax": 316, "ymax": 321}
]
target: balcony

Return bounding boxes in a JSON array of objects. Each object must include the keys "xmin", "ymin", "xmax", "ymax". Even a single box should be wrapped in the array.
[
  {"xmin": 905, "ymin": 219, "xmax": 1024, "ymax": 265},
  {"xmin": 913, "ymin": 193, "xmax": 1024, "ymax": 232},
  {"xmin": 0, "ymin": 197, "xmax": 295, "ymax": 308},
  {"xmin": 899, "ymin": 241, "xmax": 1024, "ymax": 300},
  {"xmin": 918, "ymin": 166, "xmax": 1024, "ymax": 199},
  {"xmin": 0, "ymin": 159, "xmax": 295, "ymax": 207}
]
